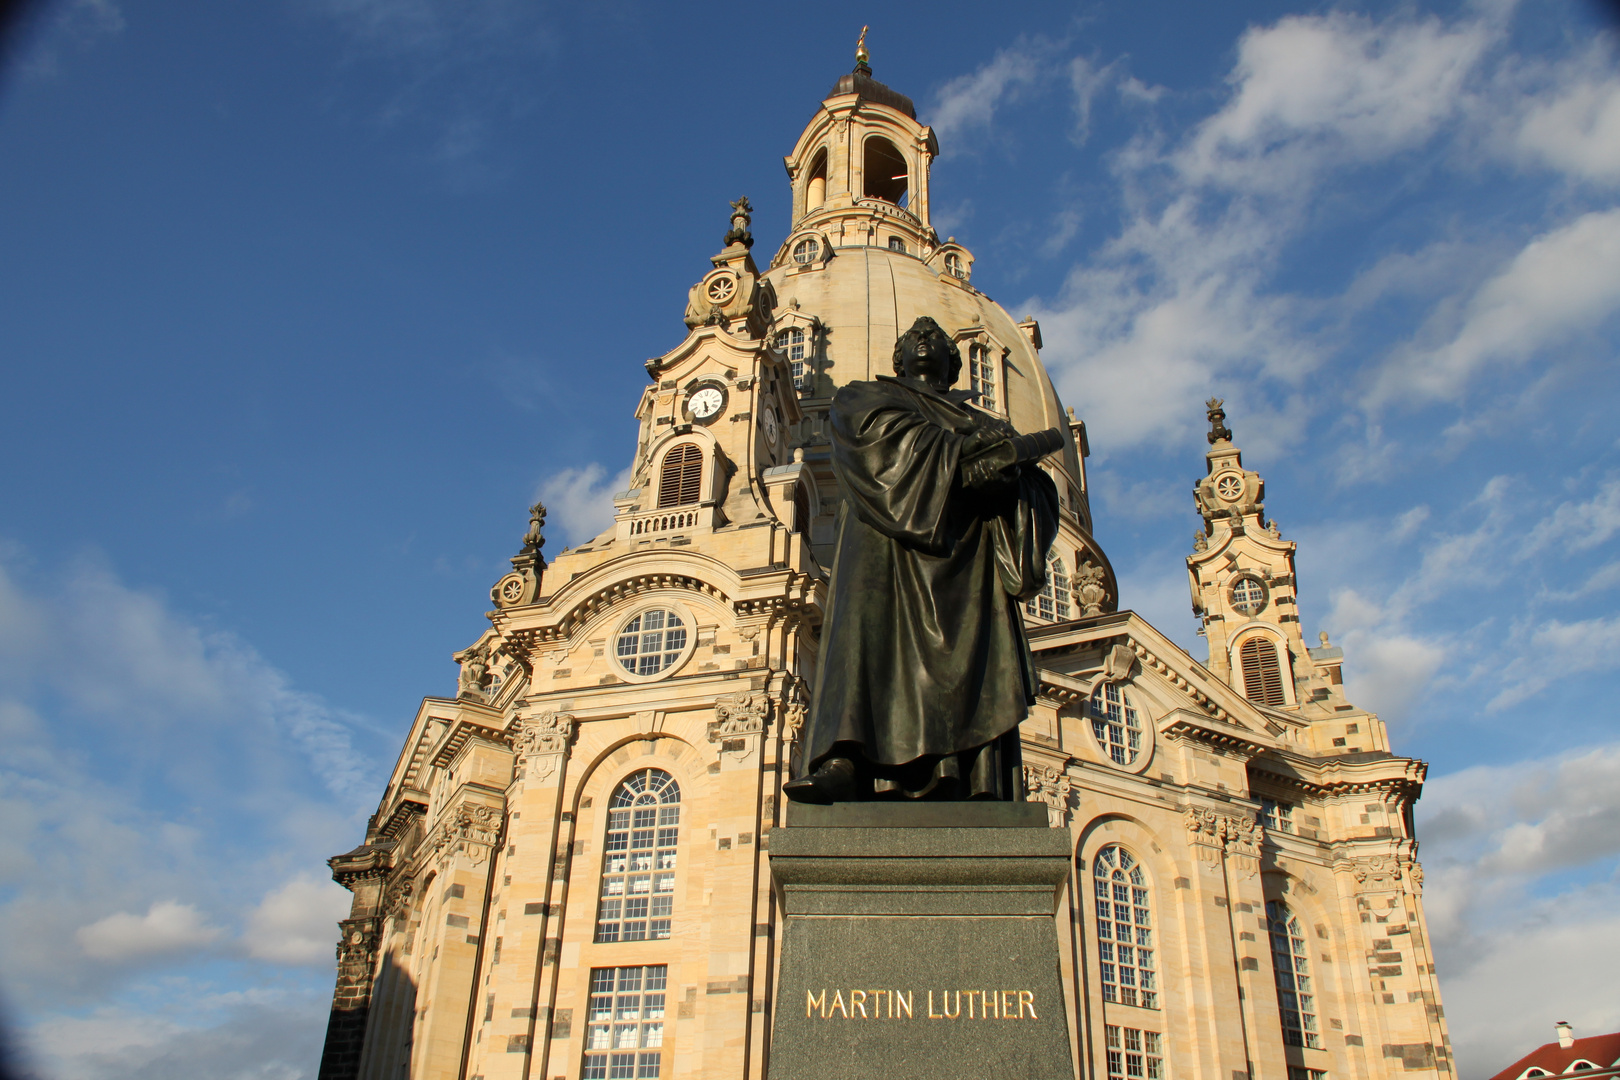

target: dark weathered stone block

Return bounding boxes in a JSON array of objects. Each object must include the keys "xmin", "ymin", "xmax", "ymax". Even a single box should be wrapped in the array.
[{"xmin": 768, "ymin": 804, "xmax": 1076, "ymax": 1080}]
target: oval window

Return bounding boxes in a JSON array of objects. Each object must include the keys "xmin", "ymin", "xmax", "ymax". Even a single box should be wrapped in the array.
[{"xmin": 615, "ymin": 610, "xmax": 689, "ymax": 677}]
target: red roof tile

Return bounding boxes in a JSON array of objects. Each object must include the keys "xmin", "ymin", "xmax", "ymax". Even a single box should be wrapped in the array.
[{"xmin": 1490, "ymin": 1033, "xmax": 1620, "ymax": 1080}]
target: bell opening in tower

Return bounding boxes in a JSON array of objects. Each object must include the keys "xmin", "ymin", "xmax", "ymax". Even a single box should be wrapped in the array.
[
  {"xmin": 805, "ymin": 148, "xmax": 827, "ymax": 211},
  {"xmin": 863, "ymin": 136, "xmax": 907, "ymax": 205}
]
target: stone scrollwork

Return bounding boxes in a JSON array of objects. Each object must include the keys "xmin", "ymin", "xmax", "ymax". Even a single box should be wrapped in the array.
[
  {"xmin": 430, "ymin": 803, "xmax": 503, "ymax": 869},
  {"xmin": 382, "ymin": 874, "xmax": 415, "ymax": 920},
  {"xmin": 710, "ymin": 691, "xmax": 770, "ymax": 741},
  {"xmin": 1183, "ymin": 806, "xmax": 1265, "ymax": 873},
  {"xmin": 1022, "ymin": 763, "xmax": 1074, "ymax": 826},
  {"xmin": 1350, "ymin": 854, "xmax": 1416, "ymax": 892},
  {"xmin": 514, "ymin": 711, "xmax": 575, "ymax": 783}
]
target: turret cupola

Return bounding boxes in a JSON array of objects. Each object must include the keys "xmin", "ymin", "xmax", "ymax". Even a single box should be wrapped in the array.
[
  {"xmin": 1187, "ymin": 399, "xmax": 1308, "ymax": 709},
  {"xmin": 777, "ymin": 29, "xmax": 940, "ymax": 260}
]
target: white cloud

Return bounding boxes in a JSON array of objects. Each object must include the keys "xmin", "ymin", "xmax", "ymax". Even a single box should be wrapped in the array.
[
  {"xmin": 1377, "ymin": 209, "xmax": 1620, "ymax": 405},
  {"xmin": 1029, "ymin": 10, "xmax": 1498, "ymax": 454},
  {"xmin": 1417, "ymin": 744, "xmax": 1620, "ymax": 1076},
  {"xmin": 1489, "ymin": 614, "xmax": 1620, "ymax": 709},
  {"xmin": 539, "ymin": 464, "xmax": 632, "ymax": 547},
  {"xmin": 930, "ymin": 41, "xmax": 1052, "ymax": 148},
  {"xmin": 1512, "ymin": 51, "xmax": 1620, "ymax": 184},
  {"xmin": 1521, "ymin": 475, "xmax": 1620, "ymax": 555},
  {"xmin": 244, "ymin": 876, "xmax": 352, "ymax": 965},
  {"xmin": 76, "ymin": 901, "xmax": 222, "ymax": 961},
  {"xmin": 1178, "ymin": 13, "xmax": 1489, "ymax": 191}
]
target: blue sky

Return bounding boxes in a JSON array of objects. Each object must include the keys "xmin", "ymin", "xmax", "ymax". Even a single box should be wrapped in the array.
[{"xmin": 2, "ymin": 0, "xmax": 1618, "ymax": 1077}]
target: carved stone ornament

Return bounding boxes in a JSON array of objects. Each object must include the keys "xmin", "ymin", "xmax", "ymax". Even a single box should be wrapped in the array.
[
  {"xmin": 1102, "ymin": 643, "xmax": 1137, "ymax": 683},
  {"xmin": 514, "ymin": 711, "xmax": 575, "ymax": 782},
  {"xmin": 515, "ymin": 711, "xmax": 575, "ymax": 757},
  {"xmin": 1076, "ymin": 561, "xmax": 1109, "ymax": 616},
  {"xmin": 1193, "ymin": 530, "xmax": 1209, "ymax": 553},
  {"xmin": 710, "ymin": 691, "xmax": 769, "ymax": 740},
  {"xmin": 453, "ymin": 644, "xmax": 490, "ymax": 701},
  {"xmin": 1183, "ymin": 806, "xmax": 1266, "ymax": 871},
  {"xmin": 1022, "ymin": 763, "xmax": 1074, "ymax": 825},
  {"xmin": 383, "ymin": 875, "xmax": 415, "ymax": 919},
  {"xmin": 430, "ymin": 803, "xmax": 503, "ymax": 868},
  {"xmin": 1351, "ymin": 854, "xmax": 1408, "ymax": 890}
]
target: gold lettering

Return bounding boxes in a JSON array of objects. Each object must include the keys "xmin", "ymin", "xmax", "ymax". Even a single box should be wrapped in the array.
[
  {"xmin": 873, "ymin": 989, "xmax": 888, "ymax": 1019},
  {"xmin": 944, "ymin": 990, "xmax": 961, "ymax": 1019},
  {"xmin": 830, "ymin": 990, "xmax": 849, "ymax": 1019},
  {"xmin": 928, "ymin": 991, "xmax": 942, "ymax": 1019},
  {"xmin": 965, "ymin": 990, "xmax": 976, "ymax": 1019},
  {"xmin": 852, "ymin": 990, "xmax": 867, "ymax": 1018},
  {"xmin": 982, "ymin": 990, "xmax": 999, "ymax": 1019},
  {"xmin": 1002, "ymin": 991, "xmax": 1017, "ymax": 1019},
  {"xmin": 808, "ymin": 989, "xmax": 826, "ymax": 1019},
  {"xmin": 1019, "ymin": 990, "xmax": 1037, "ymax": 1019},
  {"xmin": 896, "ymin": 991, "xmax": 913, "ymax": 1019}
]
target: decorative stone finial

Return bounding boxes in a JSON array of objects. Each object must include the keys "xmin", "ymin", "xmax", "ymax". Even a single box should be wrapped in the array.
[
  {"xmin": 1319, "ymin": 631, "xmax": 1331, "ymax": 647},
  {"xmin": 855, "ymin": 25, "xmax": 871, "ymax": 75},
  {"xmin": 522, "ymin": 501, "xmax": 547, "ymax": 553},
  {"xmin": 1206, "ymin": 397, "xmax": 1233, "ymax": 445},
  {"xmin": 724, "ymin": 196, "xmax": 754, "ymax": 249}
]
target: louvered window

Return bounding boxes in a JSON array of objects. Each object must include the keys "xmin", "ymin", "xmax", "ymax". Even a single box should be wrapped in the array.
[
  {"xmin": 1239, "ymin": 637, "xmax": 1286, "ymax": 707},
  {"xmin": 658, "ymin": 444, "xmax": 702, "ymax": 508}
]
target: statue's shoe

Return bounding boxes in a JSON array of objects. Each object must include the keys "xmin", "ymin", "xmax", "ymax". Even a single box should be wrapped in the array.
[{"xmin": 781, "ymin": 757, "xmax": 857, "ymax": 803}]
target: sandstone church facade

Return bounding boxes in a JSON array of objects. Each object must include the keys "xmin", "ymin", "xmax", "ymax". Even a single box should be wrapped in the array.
[{"xmin": 318, "ymin": 51, "xmax": 1454, "ymax": 1080}]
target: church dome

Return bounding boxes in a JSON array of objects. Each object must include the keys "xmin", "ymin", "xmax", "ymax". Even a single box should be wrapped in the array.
[
  {"xmin": 823, "ymin": 70, "xmax": 916, "ymax": 119},
  {"xmin": 764, "ymin": 52, "xmax": 1115, "ymax": 609}
]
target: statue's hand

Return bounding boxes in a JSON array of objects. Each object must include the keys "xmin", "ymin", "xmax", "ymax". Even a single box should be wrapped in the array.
[
  {"xmin": 961, "ymin": 439, "xmax": 1018, "ymax": 488},
  {"xmin": 959, "ymin": 427, "xmax": 1006, "ymax": 460}
]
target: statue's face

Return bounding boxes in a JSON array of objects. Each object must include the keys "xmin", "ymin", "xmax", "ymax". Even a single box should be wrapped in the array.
[{"xmin": 902, "ymin": 331, "xmax": 954, "ymax": 385}]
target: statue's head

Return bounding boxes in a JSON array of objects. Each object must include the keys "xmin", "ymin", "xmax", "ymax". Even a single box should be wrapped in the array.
[{"xmin": 892, "ymin": 316, "xmax": 962, "ymax": 386}]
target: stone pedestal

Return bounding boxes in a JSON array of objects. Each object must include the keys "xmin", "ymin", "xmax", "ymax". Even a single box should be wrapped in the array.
[{"xmin": 767, "ymin": 801, "xmax": 1077, "ymax": 1080}]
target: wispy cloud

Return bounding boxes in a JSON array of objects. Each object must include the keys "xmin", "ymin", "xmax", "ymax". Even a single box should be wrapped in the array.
[{"xmin": 538, "ymin": 463, "xmax": 632, "ymax": 547}]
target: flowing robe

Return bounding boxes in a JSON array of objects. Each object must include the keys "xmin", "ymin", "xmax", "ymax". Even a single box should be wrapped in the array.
[{"xmin": 803, "ymin": 375, "xmax": 1061, "ymax": 798}]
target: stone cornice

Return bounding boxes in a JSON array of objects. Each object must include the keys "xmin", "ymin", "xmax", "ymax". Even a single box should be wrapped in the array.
[{"xmin": 1250, "ymin": 750, "xmax": 1427, "ymax": 799}]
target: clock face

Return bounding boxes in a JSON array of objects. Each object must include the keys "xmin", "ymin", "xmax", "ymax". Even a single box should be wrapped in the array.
[
  {"xmin": 762, "ymin": 406, "xmax": 779, "ymax": 446},
  {"xmin": 689, "ymin": 386, "xmax": 725, "ymax": 421}
]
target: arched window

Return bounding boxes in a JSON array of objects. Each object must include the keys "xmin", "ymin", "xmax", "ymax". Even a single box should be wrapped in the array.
[
  {"xmin": 1094, "ymin": 846, "xmax": 1157, "ymax": 1009},
  {"xmin": 863, "ymin": 136, "xmax": 907, "ymax": 204},
  {"xmin": 657, "ymin": 443, "xmax": 702, "ymax": 508},
  {"xmin": 791, "ymin": 237, "xmax": 820, "ymax": 265},
  {"xmin": 1267, "ymin": 900, "xmax": 1319, "ymax": 1048},
  {"xmin": 777, "ymin": 327, "xmax": 810, "ymax": 390},
  {"xmin": 1239, "ymin": 637, "xmax": 1286, "ymax": 707},
  {"xmin": 888, "ymin": 236, "xmax": 906, "ymax": 253},
  {"xmin": 968, "ymin": 343, "xmax": 998, "ymax": 412},
  {"xmin": 944, "ymin": 252, "xmax": 964, "ymax": 278},
  {"xmin": 595, "ymin": 769, "xmax": 681, "ymax": 943},
  {"xmin": 1089, "ymin": 683, "xmax": 1141, "ymax": 766},
  {"xmin": 1026, "ymin": 554, "xmax": 1071, "ymax": 621},
  {"xmin": 805, "ymin": 149, "xmax": 827, "ymax": 211}
]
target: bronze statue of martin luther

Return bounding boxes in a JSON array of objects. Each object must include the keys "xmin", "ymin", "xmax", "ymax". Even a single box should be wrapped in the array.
[{"xmin": 784, "ymin": 316, "xmax": 1064, "ymax": 803}]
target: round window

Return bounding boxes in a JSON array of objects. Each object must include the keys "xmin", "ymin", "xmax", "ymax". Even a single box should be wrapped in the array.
[
  {"xmin": 1229, "ymin": 575, "xmax": 1268, "ymax": 616},
  {"xmin": 615, "ymin": 610, "xmax": 689, "ymax": 677},
  {"xmin": 792, "ymin": 237, "xmax": 820, "ymax": 264},
  {"xmin": 1089, "ymin": 683, "xmax": 1141, "ymax": 766},
  {"xmin": 1215, "ymin": 472, "xmax": 1245, "ymax": 501}
]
